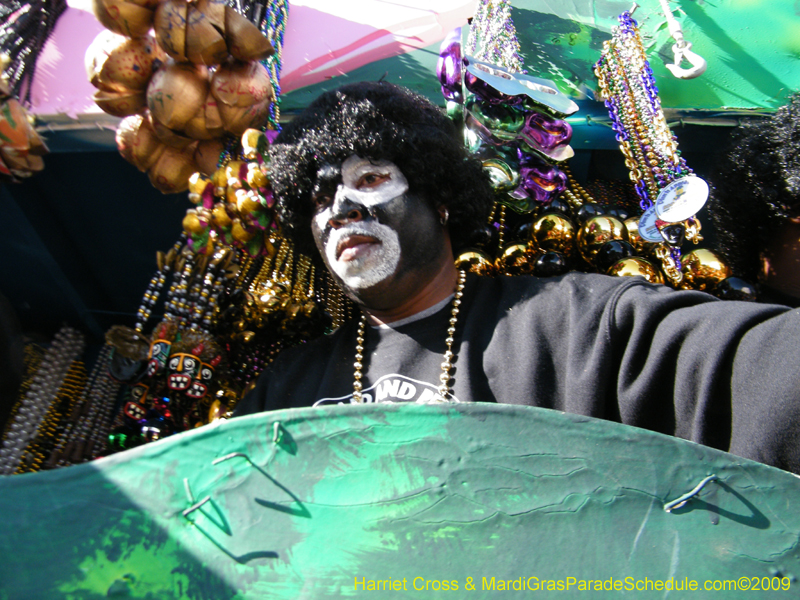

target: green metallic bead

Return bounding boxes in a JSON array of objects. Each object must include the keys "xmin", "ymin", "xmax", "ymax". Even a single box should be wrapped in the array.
[
  {"xmin": 446, "ymin": 101, "xmax": 464, "ymax": 124},
  {"xmin": 468, "ymin": 100, "xmax": 524, "ymax": 142},
  {"xmin": 482, "ymin": 158, "xmax": 520, "ymax": 193}
]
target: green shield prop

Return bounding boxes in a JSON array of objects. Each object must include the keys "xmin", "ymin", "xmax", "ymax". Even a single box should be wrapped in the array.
[{"xmin": 1, "ymin": 403, "xmax": 798, "ymax": 598}]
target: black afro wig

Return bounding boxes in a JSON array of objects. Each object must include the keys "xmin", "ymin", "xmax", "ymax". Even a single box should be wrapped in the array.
[
  {"xmin": 709, "ymin": 93, "xmax": 800, "ymax": 281},
  {"xmin": 268, "ymin": 81, "xmax": 494, "ymax": 255}
]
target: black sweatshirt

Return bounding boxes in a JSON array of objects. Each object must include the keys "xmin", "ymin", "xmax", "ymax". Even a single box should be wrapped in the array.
[{"xmin": 235, "ymin": 273, "xmax": 800, "ymax": 473}]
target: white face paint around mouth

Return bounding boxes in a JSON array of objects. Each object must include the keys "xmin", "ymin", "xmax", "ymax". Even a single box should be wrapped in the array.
[{"xmin": 324, "ymin": 223, "xmax": 401, "ymax": 290}]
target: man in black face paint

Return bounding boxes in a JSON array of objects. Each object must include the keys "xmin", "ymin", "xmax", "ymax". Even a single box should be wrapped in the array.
[
  {"xmin": 236, "ymin": 81, "xmax": 800, "ymax": 475},
  {"xmin": 310, "ymin": 156, "xmax": 457, "ymax": 324}
]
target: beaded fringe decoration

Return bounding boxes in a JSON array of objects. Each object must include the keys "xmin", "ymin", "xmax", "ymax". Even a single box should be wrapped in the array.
[
  {"xmin": 594, "ymin": 11, "xmax": 692, "ymax": 213},
  {"xmin": 14, "ymin": 359, "xmax": 87, "ymax": 473},
  {"xmin": 259, "ymin": 0, "xmax": 288, "ymax": 130},
  {"xmin": 47, "ymin": 344, "xmax": 121, "ymax": 468},
  {"xmin": 0, "ymin": 0, "xmax": 67, "ymax": 103},
  {"xmin": 0, "ymin": 343, "xmax": 44, "ymax": 444},
  {"xmin": 0, "ymin": 326, "xmax": 85, "ymax": 475},
  {"xmin": 467, "ymin": 0, "xmax": 524, "ymax": 73}
]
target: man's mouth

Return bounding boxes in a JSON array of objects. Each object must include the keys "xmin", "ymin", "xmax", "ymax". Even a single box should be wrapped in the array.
[{"xmin": 336, "ymin": 234, "xmax": 379, "ymax": 261}]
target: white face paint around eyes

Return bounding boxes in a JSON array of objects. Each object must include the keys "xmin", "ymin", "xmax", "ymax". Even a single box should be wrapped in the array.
[{"xmin": 338, "ymin": 155, "xmax": 408, "ymax": 207}]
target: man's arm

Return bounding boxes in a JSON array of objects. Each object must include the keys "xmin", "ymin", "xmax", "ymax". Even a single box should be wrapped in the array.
[{"xmin": 608, "ymin": 280, "xmax": 799, "ymax": 472}]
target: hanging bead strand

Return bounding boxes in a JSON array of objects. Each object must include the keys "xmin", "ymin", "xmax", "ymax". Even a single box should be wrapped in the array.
[
  {"xmin": 0, "ymin": 326, "xmax": 85, "ymax": 475},
  {"xmin": 260, "ymin": 0, "xmax": 288, "ymax": 129}
]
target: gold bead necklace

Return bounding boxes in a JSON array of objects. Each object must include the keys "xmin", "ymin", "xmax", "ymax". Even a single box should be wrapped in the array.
[{"xmin": 352, "ymin": 270, "xmax": 466, "ymax": 403}]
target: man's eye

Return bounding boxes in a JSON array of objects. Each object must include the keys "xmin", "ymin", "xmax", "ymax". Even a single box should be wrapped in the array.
[
  {"xmin": 357, "ymin": 173, "xmax": 390, "ymax": 189},
  {"xmin": 312, "ymin": 194, "xmax": 332, "ymax": 210}
]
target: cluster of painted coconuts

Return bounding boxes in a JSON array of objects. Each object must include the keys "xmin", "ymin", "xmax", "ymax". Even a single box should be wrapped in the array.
[{"xmin": 86, "ymin": 0, "xmax": 274, "ymax": 193}]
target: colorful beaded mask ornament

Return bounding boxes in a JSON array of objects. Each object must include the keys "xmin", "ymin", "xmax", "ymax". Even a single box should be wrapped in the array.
[{"xmin": 438, "ymin": 0, "xmax": 580, "ymax": 276}]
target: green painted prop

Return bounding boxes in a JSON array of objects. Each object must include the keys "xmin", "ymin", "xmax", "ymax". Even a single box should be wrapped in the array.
[{"xmin": 1, "ymin": 403, "xmax": 799, "ymax": 599}]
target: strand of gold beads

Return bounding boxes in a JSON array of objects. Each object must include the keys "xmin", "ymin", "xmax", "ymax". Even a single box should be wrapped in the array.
[
  {"xmin": 0, "ymin": 344, "xmax": 45, "ymax": 442},
  {"xmin": 15, "ymin": 360, "xmax": 87, "ymax": 473}
]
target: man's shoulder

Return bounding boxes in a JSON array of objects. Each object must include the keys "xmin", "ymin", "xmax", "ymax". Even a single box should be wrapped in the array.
[{"xmin": 472, "ymin": 271, "xmax": 645, "ymax": 305}]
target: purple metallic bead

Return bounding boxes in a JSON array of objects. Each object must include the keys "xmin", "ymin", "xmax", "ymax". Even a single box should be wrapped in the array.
[
  {"xmin": 671, "ymin": 247, "xmax": 682, "ymax": 271},
  {"xmin": 519, "ymin": 162, "xmax": 567, "ymax": 204},
  {"xmin": 464, "ymin": 70, "xmax": 519, "ymax": 105},
  {"xmin": 634, "ymin": 181, "xmax": 652, "ymax": 210},
  {"xmin": 441, "ymin": 85, "xmax": 462, "ymax": 104},
  {"xmin": 519, "ymin": 112, "xmax": 572, "ymax": 152},
  {"xmin": 436, "ymin": 27, "xmax": 463, "ymax": 98}
]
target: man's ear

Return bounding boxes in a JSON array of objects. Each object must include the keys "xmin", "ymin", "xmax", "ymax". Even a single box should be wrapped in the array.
[{"xmin": 437, "ymin": 205, "xmax": 449, "ymax": 227}]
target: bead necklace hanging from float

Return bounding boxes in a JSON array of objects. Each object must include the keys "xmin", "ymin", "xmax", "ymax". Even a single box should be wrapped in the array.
[
  {"xmin": 466, "ymin": 0, "xmax": 524, "ymax": 74},
  {"xmin": 592, "ymin": 8, "xmax": 755, "ymax": 296},
  {"xmin": 0, "ymin": 327, "xmax": 86, "ymax": 475},
  {"xmin": 104, "ymin": 106, "xmax": 339, "ymax": 450},
  {"xmin": 594, "ymin": 7, "xmax": 705, "ymax": 286},
  {"xmin": 259, "ymin": 0, "xmax": 288, "ymax": 130},
  {"xmin": 0, "ymin": 0, "xmax": 66, "ymax": 104}
]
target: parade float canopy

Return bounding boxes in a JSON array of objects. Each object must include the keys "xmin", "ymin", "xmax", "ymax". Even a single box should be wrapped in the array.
[
  {"xmin": 2, "ymin": 403, "xmax": 800, "ymax": 598},
  {"xmin": 29, "ymin": 0, "xmax": 800, "ymax": 145},
  {"xmin": 2, "ymin": 0, "xmax": 799, "ymax": 338}
]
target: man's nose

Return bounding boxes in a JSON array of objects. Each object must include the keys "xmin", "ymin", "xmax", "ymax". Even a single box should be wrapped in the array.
[{"xmin": 328, "ymin": 192, "xmax": 365, "ymax": 229}]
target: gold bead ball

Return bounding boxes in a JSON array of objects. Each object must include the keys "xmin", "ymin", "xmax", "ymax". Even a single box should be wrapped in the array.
[
  {"xmin": 187, "ymin": 172, "xmax": 210, "ymax": 196},
  {"xmin": 680, "ymin": 249, "xmax": 731, "ymax": 291},
  {"xmin": 531, "ymin": 213, "xmax": 574, "ymax": 254},
  {"xmin": 496, "ymin": 243, "xmax": 534, "ymax": 275},
  {"xmin": 455, "ymin": 250, "xmax": 495, "ymax": 276},
  {"xmin": 578, "ymin": 215, "xmax": 625, "ymax": 263},
  {"xmin": 231, "ymin": 218, "xmax": 255, "ymax": 242},
  {"xmin": 607, "ymin": 257, "xmax": 664, "ymax": 284},
  {"xmin": 623, "ymin": 216, "xmax": 657, "ymax": 254},
  {"xmin": 182, "ymin": 210, "xmax": 208, "ymax": 235},
  {"xmin": 211, "ymin": 203, "xmax": 232, "ymax": 228}
]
